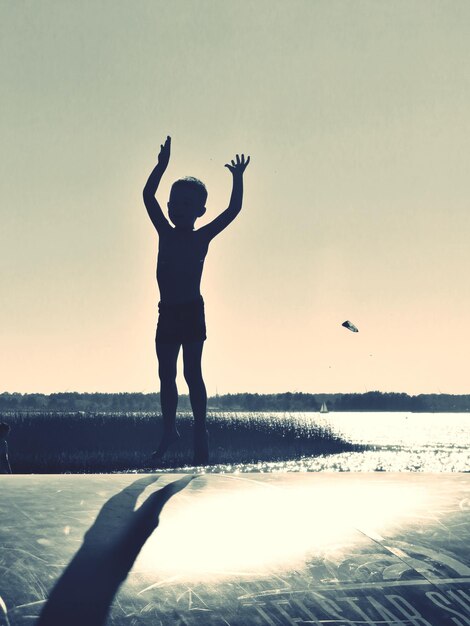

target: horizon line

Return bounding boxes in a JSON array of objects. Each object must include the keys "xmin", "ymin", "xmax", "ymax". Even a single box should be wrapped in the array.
[{"xmin": 2, "ymin": 390, "xmax": 470, "ymax": 397}]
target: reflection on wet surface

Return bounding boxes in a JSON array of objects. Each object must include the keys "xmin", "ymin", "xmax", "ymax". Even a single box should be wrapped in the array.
[{"xmin": 1, "ymin": 473, "xmax": 469, "ymax": 625}]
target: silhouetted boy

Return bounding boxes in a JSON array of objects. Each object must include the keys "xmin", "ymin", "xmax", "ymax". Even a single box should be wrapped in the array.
[
  {"xmin": 0, "ymin": 423, "xmax": 12, "ymax": 474},
  {"xmin": 143, "ymin": 136, "xmax": 250, "ymax": 465}
]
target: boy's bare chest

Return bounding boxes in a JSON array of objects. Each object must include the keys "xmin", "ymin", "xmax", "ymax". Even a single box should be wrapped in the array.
[{"xmin": 158, "ymin": 231, "xmax": 209, "ymax": 266}]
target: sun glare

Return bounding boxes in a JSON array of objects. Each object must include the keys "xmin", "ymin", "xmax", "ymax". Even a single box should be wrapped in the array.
[{"xmin": 134, "ymin": 479, "xmax": 430, "ymax": 582}]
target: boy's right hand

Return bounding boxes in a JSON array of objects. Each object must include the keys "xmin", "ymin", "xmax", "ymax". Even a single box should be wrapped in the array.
[{"xmin": 157, "ymin": 136, "xmax": 171, "ymax": 170}]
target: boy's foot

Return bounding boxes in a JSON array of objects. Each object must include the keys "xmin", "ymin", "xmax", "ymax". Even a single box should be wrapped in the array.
[
  {"xmin": 150, "ymin": 429, "xmax": 181, "ymax": 464},
  {"xmin": 193, "ymin": 428, "xmax": 209, "ymax": 466}
]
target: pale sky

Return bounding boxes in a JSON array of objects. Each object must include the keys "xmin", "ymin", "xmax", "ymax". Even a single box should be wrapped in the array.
[{"xmin": 2, "ymin": 1, "xmax": 470, "ymax": 395}]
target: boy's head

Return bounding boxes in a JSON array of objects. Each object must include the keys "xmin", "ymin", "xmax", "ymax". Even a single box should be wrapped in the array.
[
  {"xmin": 0, "ymin": 423, "xmax": 10, "ymax": 439},
  {"xmin": 168, "ymin": 177, "xmax": 207, "ymax": 230}
]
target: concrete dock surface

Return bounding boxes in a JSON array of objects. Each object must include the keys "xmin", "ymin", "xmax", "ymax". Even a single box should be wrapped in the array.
[{"xmin": 1, "ymin": 472, "xmax": 469, "ymax": 625}]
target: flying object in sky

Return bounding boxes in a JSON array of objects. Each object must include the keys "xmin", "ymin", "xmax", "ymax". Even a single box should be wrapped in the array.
[{"xmin": 342, "ymin": 320, "xmax": 359, "ymax": 333}]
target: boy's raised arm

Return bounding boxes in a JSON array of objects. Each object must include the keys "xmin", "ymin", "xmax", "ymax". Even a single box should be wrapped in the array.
[
  {"xmin": 143, "ymin": 136, "xmax": 172, "ymax": 233},
  {"xmin": 201, "ymin": 154, "xmax": 250, "ymax": 241}
]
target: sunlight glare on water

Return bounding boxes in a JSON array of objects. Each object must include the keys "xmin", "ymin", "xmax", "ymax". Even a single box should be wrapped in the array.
[
  {"xmin": 189, "ymin": 411, "xmax": 470, "ymax": 473},
  {"xmin": 215, "ymin": 411, "xmax": 470, "ymax": 449}
]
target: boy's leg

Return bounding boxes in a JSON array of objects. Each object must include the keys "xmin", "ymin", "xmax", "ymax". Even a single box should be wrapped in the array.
[
  {"xmin": 182, "ymin": 340, "xmax": 208, "ymax": 465},
  {"xmin": 152, "ymin": 341, "xmax": 181, "ymax": 461}
]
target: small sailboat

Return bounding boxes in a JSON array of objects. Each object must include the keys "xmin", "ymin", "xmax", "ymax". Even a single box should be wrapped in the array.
[{"xmin": 320, "ymin": 401, "xmax": 328, "ymax": 414}]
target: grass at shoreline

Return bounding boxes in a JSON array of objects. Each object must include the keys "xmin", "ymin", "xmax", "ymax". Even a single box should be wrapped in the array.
[{"xmin": 1, "ymin": 410, "xmax": 366, "ymax": 473}]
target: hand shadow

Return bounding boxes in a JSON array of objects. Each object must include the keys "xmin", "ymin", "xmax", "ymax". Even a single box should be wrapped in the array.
[{"xmin": 37, "ymin": 474, "xmax": 194, "ymax": 626}]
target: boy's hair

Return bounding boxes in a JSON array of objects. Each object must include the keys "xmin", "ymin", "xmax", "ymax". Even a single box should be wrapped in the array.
[
  {"xmin": 0, "ymin": 423, "xmax": 10, "ymax": 438},
  {"xmin": 170, "ymin": 177, "xmax": 208, "ymax": 207}
]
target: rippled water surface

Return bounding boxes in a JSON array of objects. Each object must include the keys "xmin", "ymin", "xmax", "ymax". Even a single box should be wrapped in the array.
[
  {"xmin": 175, "ymin": 411, "xmax": 470, "ymax": 473},
  {"xmin": 315, "ymin": 411, "xmax": 470, "ymax": 448}
]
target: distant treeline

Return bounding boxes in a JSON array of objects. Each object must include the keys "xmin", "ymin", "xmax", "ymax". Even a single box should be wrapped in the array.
[{"xmin": 1, "ymin": 391, "xmax": 470, "ymax": 412}]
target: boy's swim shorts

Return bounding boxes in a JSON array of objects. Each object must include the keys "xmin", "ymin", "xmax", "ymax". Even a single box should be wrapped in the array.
[{"xmin": 156, "ymin": 296, "xmax": 207, "ymax": 345}]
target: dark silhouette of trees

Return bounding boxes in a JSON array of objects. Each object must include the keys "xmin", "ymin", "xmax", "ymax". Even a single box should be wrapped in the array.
[{"xmin": 1, "ymin": 391, "xmax": 470, "ymax": 412}]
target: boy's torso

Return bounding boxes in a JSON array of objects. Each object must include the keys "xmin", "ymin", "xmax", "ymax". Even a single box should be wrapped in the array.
[{"xmin": 157, "ymin": 227, "xmax": 210, "ymax": 305}]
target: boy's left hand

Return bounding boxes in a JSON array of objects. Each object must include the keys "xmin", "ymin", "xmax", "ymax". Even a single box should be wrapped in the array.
[{"xmin": 225, "ymin": 153, "xmax": 250, "ymax": 175}]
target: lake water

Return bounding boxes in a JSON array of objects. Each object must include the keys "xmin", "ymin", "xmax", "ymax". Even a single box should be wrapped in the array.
[
  {"xmin": 199, "ymin": 411, "xmax": 470, "ymax": 473},
  {"xmin": 312, "ymin": 411, "xmax": 470, "ymax": 448}
]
